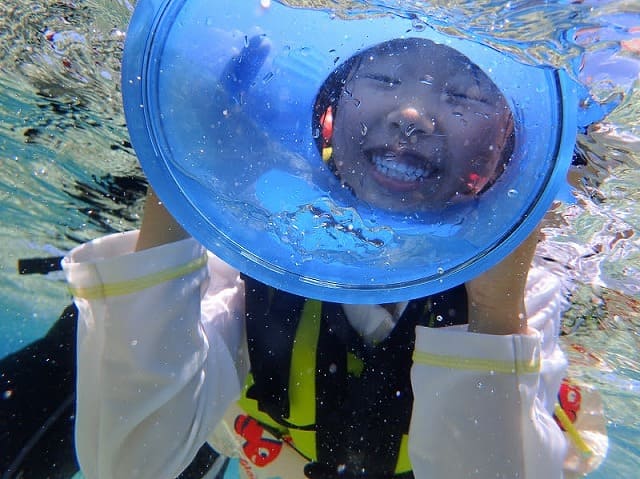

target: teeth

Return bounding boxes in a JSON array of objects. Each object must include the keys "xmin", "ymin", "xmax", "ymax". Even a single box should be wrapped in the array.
[{"xmin": 372, "ymin": 154, "xmax": 427, "ymax": 182}]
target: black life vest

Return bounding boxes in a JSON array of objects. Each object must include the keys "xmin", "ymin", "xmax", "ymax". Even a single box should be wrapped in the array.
[{"xmin": 241, "ymin": 275, "xmax": 469, "ymax": 478}]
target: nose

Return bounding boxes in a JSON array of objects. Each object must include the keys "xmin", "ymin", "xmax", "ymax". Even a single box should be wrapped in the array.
[{"xmin": 386, "ymin": 106, "xmax": 436, "ymax": 136}]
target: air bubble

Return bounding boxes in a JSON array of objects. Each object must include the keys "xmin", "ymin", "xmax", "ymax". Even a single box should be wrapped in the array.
[
  {"xmin": 437, "ymin": 267, "xmax": 445, "ymax": 274},
  {"xmin": 507, "ymin": 189, "xmax": 519, "ymax": 198},
  {"xmin": 360, "ymin": 122, "xmax": 368, "ymax": 136}
]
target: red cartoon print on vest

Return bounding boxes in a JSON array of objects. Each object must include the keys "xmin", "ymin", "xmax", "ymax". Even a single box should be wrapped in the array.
[
  {"xmin": 234, "ymin": 414, "xmax": 283, "ymax": 467},
  {"xmin": 555, "ymin": 379, "xmax": 582, "ymax": 429}
]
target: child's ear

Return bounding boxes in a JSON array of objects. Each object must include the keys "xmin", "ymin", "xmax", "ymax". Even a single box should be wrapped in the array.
[
  {"xmin": 320, "ymin": 105, "xmax": 334, "ymax": 145},
  {"xmin": 320, "ymin": 106, "xmax": 334, "ymax": 162}
]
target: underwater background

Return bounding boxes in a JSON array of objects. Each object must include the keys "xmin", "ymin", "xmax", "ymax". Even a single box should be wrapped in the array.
[{"xmin": 0, "ymin": 0, "xmax": 638, "ymax": 477}]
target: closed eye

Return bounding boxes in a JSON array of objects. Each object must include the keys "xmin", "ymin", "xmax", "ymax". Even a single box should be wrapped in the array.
[
  {"xmin": 365, "ymin": 73, "xmax": 402, "ymax": 86},
  {"xmin": 444, "ymin": 90, "xmax": 490, "ymax": 104}
]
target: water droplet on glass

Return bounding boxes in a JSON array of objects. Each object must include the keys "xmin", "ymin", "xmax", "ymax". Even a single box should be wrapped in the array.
[
  {"xmin": 404, "ymin": 123, "xmax": 416, "ymax": 137},
  {"xmin": 412, "ymin": 18, "xmax": 427, "ymax": 31},
  {"xmin": 420, "ymin": 74, "xmax": 434, "ymax": 86},
  {"xmin": 262, "ymin": 71, "xmax": 274, "ymax": 83}
]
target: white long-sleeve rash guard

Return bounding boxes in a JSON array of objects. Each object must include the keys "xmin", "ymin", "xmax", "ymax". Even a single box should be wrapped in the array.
[{"xmin": 63, "ymin": 231, "xmax": 569, "ymax": 479}]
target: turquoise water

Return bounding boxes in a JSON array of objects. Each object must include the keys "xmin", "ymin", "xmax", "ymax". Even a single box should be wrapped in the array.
[{"xmin": 1, "ymin": 0, "xmax": 639, "ymax": 477}]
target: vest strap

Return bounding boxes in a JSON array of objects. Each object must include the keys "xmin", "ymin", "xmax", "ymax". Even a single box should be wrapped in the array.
[{"xmin": 243, "ymin": 274, "xmax": 306, "ymax": 420}]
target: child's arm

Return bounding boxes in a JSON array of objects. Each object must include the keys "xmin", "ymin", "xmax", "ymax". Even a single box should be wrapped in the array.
[
  {"xmin": 135, "ymin": 188, "xmax": 190, "ymax": 251},
  {"xmin": 63, "ymin": 191, "xmax": 247, "ymax": 479},
  {"xmin": 409, "ymin": 232, "xmax": 569, "ymax": 478},
  {"xmin": 465, "ymin": 229, "xmax": 540, "ymax": 335}
]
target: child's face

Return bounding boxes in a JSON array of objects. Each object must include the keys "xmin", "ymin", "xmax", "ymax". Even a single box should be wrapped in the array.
[{"xmin": 331, "ymin": 41, "xmax": 513, "ymax": 212}]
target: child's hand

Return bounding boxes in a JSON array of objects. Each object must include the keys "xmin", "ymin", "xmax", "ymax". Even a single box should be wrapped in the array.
[
  {"xmin": 220, "ymin": 34, "xmax": 271, "ymax": 103},
  {"xmin": 135, "ymin": 188, "xmax": 189, "ymax": 251},
  {"xmin": 465, "ymin": 229, "xmax": 540, "ymax": 335}
]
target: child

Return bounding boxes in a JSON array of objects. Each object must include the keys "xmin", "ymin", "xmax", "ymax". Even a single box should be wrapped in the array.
[{"xmin": 63, "ymin": 38, "xmax": 569, "ymax": 479}]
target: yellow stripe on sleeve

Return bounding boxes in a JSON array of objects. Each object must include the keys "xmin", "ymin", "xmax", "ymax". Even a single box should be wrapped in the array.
[
  {"xmin": 413, "ymin": 350, "xmax": 540, "ymax": 375},
  {"xmin": 69, "ymin": 254, "xmax": 208, "ymax": 300}
]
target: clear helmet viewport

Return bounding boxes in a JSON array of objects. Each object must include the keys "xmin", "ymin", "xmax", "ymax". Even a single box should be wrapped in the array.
[{"xmin": 122, "ymin": 0, "xmax": 577, "ymax": 303}]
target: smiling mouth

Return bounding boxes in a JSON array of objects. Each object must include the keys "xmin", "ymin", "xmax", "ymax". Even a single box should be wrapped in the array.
[{"xmin": 368, "ymin": 150, "xmax": 440, "ymax": 185}]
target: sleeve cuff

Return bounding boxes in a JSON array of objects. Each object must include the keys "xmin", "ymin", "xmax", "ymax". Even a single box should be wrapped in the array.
[
  {"xmin": 62, "ymin": 231, "xmax": 207, "ymax": 299},
  {"xmin": 413, "ymin": 325, "xmax": 542, "ymax": 375}
]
